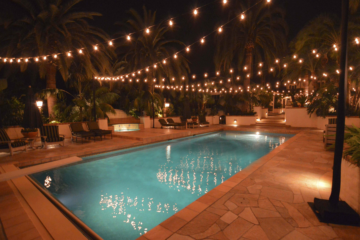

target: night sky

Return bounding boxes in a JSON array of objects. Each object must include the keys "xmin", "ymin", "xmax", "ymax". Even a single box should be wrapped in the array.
[{"xmin": 0, "ymin": 0, "xmax": 341, "ymax": 74}]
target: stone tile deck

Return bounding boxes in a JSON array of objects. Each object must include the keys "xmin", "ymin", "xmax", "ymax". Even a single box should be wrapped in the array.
[
  {"xmin": 142, "ymin": 130, "xmax": 360, "ymax": 240},
  {"xmin": 1, "ymin": 126, "xmax": 359, "ymax": 240}
]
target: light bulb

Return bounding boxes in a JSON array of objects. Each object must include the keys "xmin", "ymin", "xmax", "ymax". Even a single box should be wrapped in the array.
[
  {"xmin": 283, "ymin": 64, "xmax": 287, "ymax": 68},
  {"xmin": 78, "ymin": 49, "xmax": 83, "ymax": 54},
  {"xmin": 230, "ymin": 69, "xmax": 233, "ymax": 73},
  {"xmin": 223, "ymin": 0, "xmax": 227, "ymax": 4},
  {"xmin": 194, "ymin": 9, "xmax": 198, "ymax": 15},
  {"xmin": 186, "ymin": 47, "xmax": 190, "ymax": 52},
  {"xmin": 192, "ymin": 75, "xmax": 196, "ymax": 79},
  {"xmin": 218, "ymin": 27, "xmax": 222, "ymax": 33},
  {"xmin": 53, "ymin": 54, "xmax": 57, "ymax": 58},
  {"xmin": 17, "ymin": 59, "xmax": 21, "ymax": 63},
  {"xmin": 25, "ymin": 59, "xmax": 28, "ymax": 62},
  {"xmin": 216, "ymin": 71, "xmax": 220, "ymax": 75},
  {"xmin": 109, "ymin": 41, "xmax": 113, "ymax": 46},
  {"xmin": 154, "ymin": 64, "xmax": 157, "ymax": 68},
  {"xmin": 67, "ymin": 52, "xmax": 71, "ymax": 57},
  {"xmin": 35, "ymin": 58, "xmax": 39, "ymax": 62},
  {"xmin": 43, "ymin": 56, "xmax": 47, "ymax": 60},
  {"xmin": 240, "ymin": 14, "xmax": 245, "ymax": 20},
  {"xmin": 94, "ymin": 45, "xmax": 98, "ymax": 51},
  {"xmin": 201, "ymin": 38, "xmax": 205, "ymax": 44},
  {"xmin": 146, "ymin": 28, "xmax": 150, "ymax": 34},
  {"xmin": 163, "ymin": 59, "xmax": 166, "ymax": 64},
  {"xmin": 174, "ymin": 54, "xmax": 177, "ymax": 59},
  {"xmin": 169, "ymin": 20, "xmax": 173, "ymax": 26},
  {"xmin": 293, "ymin": 54, "xmax": 297, "ymax": 59},
  {"xmin": 127, "ymin": 35, "xmax": 131, "ymax": 41}
]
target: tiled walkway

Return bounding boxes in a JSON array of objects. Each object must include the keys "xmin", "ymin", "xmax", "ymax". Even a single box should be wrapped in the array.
[{"xmin": 141, "ymin": 131, "xmax": 360, "ymax": 240}]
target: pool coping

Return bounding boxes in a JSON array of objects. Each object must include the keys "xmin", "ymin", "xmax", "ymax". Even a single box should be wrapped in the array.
[{"xmin": 140, "ymin": 131, "xmax": 305, "ymax": 240}]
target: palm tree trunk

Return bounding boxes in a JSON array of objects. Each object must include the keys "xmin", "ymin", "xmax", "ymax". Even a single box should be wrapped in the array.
[
  {"xmin": 46, "ymin": 64, "xmax": 57, "ymax": 120},
  {"xmin": 244, "ymin": 42, "xmax": 254, "ymax": 88}
]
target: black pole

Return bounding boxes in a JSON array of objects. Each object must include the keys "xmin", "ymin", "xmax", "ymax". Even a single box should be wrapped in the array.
[
  {"xmin": 93, "ymin": 78, "xmax": 96, "ymax": 122},
  {"xmin": 312, "ymin": 0, "xmax": 359, "ymax": 226},
  {"xmin": 329, "ymin": 0, "xmax": 349, "ymax": 206}
]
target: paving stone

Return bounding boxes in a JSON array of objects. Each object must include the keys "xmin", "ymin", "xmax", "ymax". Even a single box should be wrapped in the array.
[
  {"xmin": 177, "ymin": 211, "xmax": 220, "ymax": 236},
  {"xmin": 168, "ymin": 233, "xmax": 194, "ymax": 240},
  {"xmin": 238, "ymin": 207, "xmax": 258, "ymax": 225},
  {"xmin": 224, "ymin": 201, "xmax": 237, "ymax": 211},
  {"xmin": 191, "ymin": 223, "xmax": 220, "ymax": 239},
  {"xmin": 251, "ymin": 208, "xmax": 281, "ymax": 218},
  {"xmin": 209, "ymin": 231, "xmax": 229, "ymax": 240},
  {"xmin": 242, "ymin": 225, "xmax": 269, "ymax": 240},
  {"xmin": 206, "ymin": 207, "xmax": 228, "ymax": 216},
  {"xmin": 258, "ymin": 198, "xmax": 277, "ymax": 211},
  {"xmin": 282, "ymin": 202, "xmax": 312, "ymax": 227},
  {"xmin": 215, "ymin": 219, "xmax": 228, "ymax": 230},
  {"xmin": 332, "ymin": 226, "xmax": 360, "ymax": 240},
  {"xmin": 260, "ymin": 186, "xmax": 294, "ymax": 203},
  {"xmin": 175, "ymin": 208, "xmax": 199, "ymax": 222},
  {"xmin": 282, "ymin": 230, "xmax": 312, "ymax": 240},
  {"xmin": 258, "ymin": 218, "xmax": 294, "ymax": 240},
  {"xmin": 269, "ymin": 199, "xmax": 284, "ymax": 208},
  {"xmin": 220, "ymin": 211, "xmax": 238, "ymax": 224},
  {"xmin": 247, "ymin": 185, "xmax": 262, "ymax": 194},
  {"xmin": 229, "ymin": 194, "xmax": 259, "ymax": 207},
  {"xmin": 297, "ymin": 227, "xmax": 331, "ymax": 240},
  {"xmin": 223, "ymin": 217, "xmax": 253, "ymax": 240},
  {"xmin": 231, "ymin": 206, "xmax": 245, "ymax": 215},
  {"xmin": 318, "ymin": 226, "xmax": 338, "ymax": 239},
  {"xmin": 293, "ymin": 194, "xmax": 304, "ymax": 203},
  {"xmin": 160, "ymin": 215, "xmax": 188, "ymax": 232}
]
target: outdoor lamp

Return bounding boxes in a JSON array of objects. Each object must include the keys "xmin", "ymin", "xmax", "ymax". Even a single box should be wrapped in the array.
[
  {"xmin": 36, "ymin": 100, "xmax": 43, "ymax": 110},
  {"xmin": 165, "ymin": 103, "xmax": 170, "ymax": 108}
]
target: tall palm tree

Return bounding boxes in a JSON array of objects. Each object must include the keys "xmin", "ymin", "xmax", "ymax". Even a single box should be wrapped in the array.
[
  {"xmin": 115, "ymin": 6, "xmax": 190, "ymax": 85},
  {"xmin": 214, "ymin": 0, "xmax": 287, "ymax": 87},
  {"xmin": 0, "ymin": 0, "xmax": 111, "ymax": 118}
]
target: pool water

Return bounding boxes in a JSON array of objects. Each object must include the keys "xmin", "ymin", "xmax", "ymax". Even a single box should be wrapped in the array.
[{"xmin": 31, "ymin": 131, "xmax": 293, "ymax": 240}]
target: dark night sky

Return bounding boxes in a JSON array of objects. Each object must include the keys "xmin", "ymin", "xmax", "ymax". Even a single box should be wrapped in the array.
[{"xmin": 0, "ymin": 0, "xmax": 341, "ymax": 74}]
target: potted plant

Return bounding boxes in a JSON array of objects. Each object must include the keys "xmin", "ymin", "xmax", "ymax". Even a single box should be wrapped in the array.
[{"xmin": 192, "ymin": 116, "xmax": 198, "ymax": 123}]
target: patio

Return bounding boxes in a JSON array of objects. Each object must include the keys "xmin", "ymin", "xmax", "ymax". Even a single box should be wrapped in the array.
[{"xmin": 0, "ymin": 127, "xmax": 359, "ymax": 239}]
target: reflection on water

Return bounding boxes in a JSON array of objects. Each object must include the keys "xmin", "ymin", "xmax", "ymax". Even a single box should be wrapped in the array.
[{"xmin": 35, "ymin": 132, "xmax": 292, "ymax": 240}]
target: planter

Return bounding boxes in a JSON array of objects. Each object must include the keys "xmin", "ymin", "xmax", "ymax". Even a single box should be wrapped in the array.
[
  {"xmin": 192, "ymin": 118, "xmax": 197, "ymax": 123},
  {"xmin": 21, "ymin": 131, "xmax": 38, "ymax": 138},
  {"xmin": 341, "ymin": 158, "xmax": 360, "ymax": 215}
]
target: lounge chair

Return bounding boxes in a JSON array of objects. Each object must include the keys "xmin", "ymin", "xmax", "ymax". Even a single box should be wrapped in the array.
[
  {"xmin": 0, "ymin": 128, "xmax": 27, "ymax": 156},
  {"xmin": 87, "ymin": 122, "xmax": 112, "ymax": 139},
  {"xmin": 167, "ymin": 118, "xmax": 185, "ymax": 129},
  {"xmin": 158, "ymin": 119, "xmax": 181, "ymax": 129},
  {"xmin": 199, "ymin": 115, "xmax": 209, "ymax": 127},
  {"xmin": 69, "ymin": 123, "xmax": 96, "ymax": 143},
  {"xmin": 40, "ymin": 125, "xmax": 65, "ymax": 148},
  {"xmin": 180, "ymin": 117, "xmax": 198, "ymax": 128}
]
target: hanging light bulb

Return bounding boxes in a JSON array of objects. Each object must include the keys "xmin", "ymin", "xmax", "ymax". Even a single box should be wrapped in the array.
[
  {"xmin": 35, "ymin": 57, "xmax": 39, "ymax": 62},
  {"xmin": 204, "ymin": 73, "xmax": 208, "ymax": 78},
  {"xmin": 17, "ymin": 59, "xmax": 21, "ymax": 63},
  {"xmin": 237, "ymin": 76, "xmax": 240, "ymax": 80},
  {"xmin": 154, "ymin": 64, "xmax": 157, "ymax": 68},
  {"xmin": 244, "ymin": 66, "xmax": 248, "ymax": 71},
  {"xmin": 293, "ymin": 54, "xmax": 297, "ymax": 59},
  {"xmin": 138, "ymin": 70, "xmax": 141, "ymax": 74},
  {"xmin": 216, "ymin": 71, "xmax": 220, "ymax": 76},
  {"xmin": 163, "ymin": 59, "xmax": 167, "ymax": 64},
  {"xmin": 146, "ymin": 28, "xmax": 150, "ymax": 34},
  {"xmin": 9, "ymin": 59, "xmax": 13, "ymax": 63},
  {"xmin": 223, "ymin": 0, "xmax": 227, "ymax": 4},
  {"xmin": 127, "ymin": 35, "xmax": 131, "ymax": 41},
  {"xmin": 192, "ymin": 75, "xmax": 196, "ymax": 79},
  {"xmin": 218, "ymin": 26, "xmax": 223, "ymax": 33},
  {"xmin": 67, "ymin": 52, "xmax": 72, "ymax": 57},
  {"xmin": 169, "ymin": 20, "xmax": 173, "ymax": 26},
  {"xmin": 349, "ymin": 66, "xmax": 354, "ymax": 71},
  {"xmin": 43, "ymin": 56, "xmax": 47, "ymax": 60},
  {"xmin": 258, "ymin": 71, "xmax": 262, "ymax": 75},
  {"xmin": 259, "ymin": 63, "xmax": 263, "ymax": 67},
  {"xmin": 266, "ymin": 0, "xmax": 271, "ymax": 3},
  {"xmin": 53, "ymin": 54, "xmax": 57, "ymax": 59},
  {"xmin": 194, "ymin": 9, "xmax": 198, "ymax": 16},
  {"xmin": 201, "ymin": 38, "xmax": 205, "ymax": 44},
  {"xmin": 299, "ymin": 59, "xmax": 303, "ymax": 63},
  {"xmin": 109, "ymin": 41, "xmax": 113, "ymax": 46},
  {"xmin": 78, "ymin": 49, "xmax": 83, "ymax": 54},
  {"xmin": 230, "ymin": 69, "xmax": 233, "ymax": 73},
  {"xmin": 356, "ymin": 38, "xmax": 360, "ymax": 45},
  {"xmin": 270, "ymin": 68, "xmax": 274, "ymax": 72},
  {"xmin": 283, "ymin": 64, "xmax": 287, "ymax": 68},
  {"xmin": 186, "ymin": 46, "xmax": 190, "ymax": 52},
  {"xmin": 174, "ymin": 54, "xmax": 178, "ymax": 59},
  {"xmin": 94, "ymin": 45, "xmax": 98, "ymax": 51},
  {"xmin": 275, "ymin": 59, "xmax": 279, "ymax": 63},
  {"xmin": 25, "ymin": 58, "xmax": 29, "ymax": 63},
  {"xmin": 240, "ymin": 14, "xmax": 245, "ymax": 20}
]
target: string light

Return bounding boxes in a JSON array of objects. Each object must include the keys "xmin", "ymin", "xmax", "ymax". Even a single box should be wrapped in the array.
[
  {"xmin": 94, "ymin": 45, "xmax": 98, "ymax": 51},
  {"xmin": 186, "ymin": 47, "xmax": 190, "ymax": 52},
  {"xmin": 174, "ymin": 54, "xmax": 178, "ymax": 59},
  {"xmin": 146, "ymin": 28, "xmax": 150, "ymax": 34},
  {"xmin": 43, "ymin": 56, "xmax": 47, "ymax": 60},
  {"xmin": 218, "ymin": 27, "xmax": 223, "ymax": 33},
  {"xmin": 223, "ymin": 0, "xmax": 227, "ymax": 4},
  {"xmin": 259, "ymin": 63, "xmax": 263, "ymax": 67},
  {"xmin": 201, "ymin": 38, "xmax": 205, "ymax": 44},
  {"xmin": 169, "ymin": 20, "xmax": 173, "ymax": 26},
  {"xmin": 67, "ymin": 52, "xmax": 72, "ymax": 57},
  {"xmin": 216, "ymin": 71, "xmax": 220, "ymax": 76},
  {"xmin": 356, "ymin": 38, "xmax": 360, "ymax": 45},
  {"xmin": 163, "ymin": 59, "xmax": 167, "ymax": 64},
  {"xmin": 194, "ymin": 9, "xmax": 198, "ymax": 16},
  {"xmin": 109, "ymin": 41, "xmax": 113, "ymax": 46},
  {"xmin": 53, "ymin": 54, "xmax": 57, "ymax": 58},
  {"xmin": 78, "ymin": 49, "xmax": 83, "ymax": 54},
  {"xmin": 240, "ymin": 14, "xmax": 245, "ymax": 20},
  {"xmin": 35, "ymin": 57, "xmax": 39, "ymax": 62},
  {"xmin": 293, "ymin": 54, "xmax": 297, "ymax": 59},
  {"xmin": 127, "ymin": 35, "xmax": 131, "ymax": 41}
]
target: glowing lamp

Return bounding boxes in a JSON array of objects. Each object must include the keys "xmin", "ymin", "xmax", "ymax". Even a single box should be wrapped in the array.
[{"xmin": 36, "ymin": 100, "xmax": 43, "ymax": 109}]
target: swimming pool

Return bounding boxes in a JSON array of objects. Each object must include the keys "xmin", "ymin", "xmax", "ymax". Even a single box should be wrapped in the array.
[{"xmin": 31, "ymin": 131, "xmax": 293, "ymax": 240}]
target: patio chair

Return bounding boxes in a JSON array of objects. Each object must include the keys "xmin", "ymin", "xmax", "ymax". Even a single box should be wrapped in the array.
[
  {"xmin": 0, "ymin": 128, "xmax": 27, "ymax": 156},
  {"xmin": 69, "ymin": 123, "xmax": 96, "ymax": 143},
  {"xmin": 167, "ymin": 118, "xmax": 185, "ymax": 129},
  {"xmin": 198, "ymin": 115, "xmax": 209, "ymax": 127},
  {"xmin": 87, "ymin": 122, "xmax": 112, "ymax": 139},
  {"xmin": 40, "ymin": 125, "xmax": 65, "ymax": 148},
  {"xmin": 158, "ymin": 119, "xmax": 181, "ymax": 129}
]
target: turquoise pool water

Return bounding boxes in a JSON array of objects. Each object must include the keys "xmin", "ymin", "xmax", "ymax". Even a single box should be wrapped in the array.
[{"xmin": 31, "ymin": 131, "xmax": 293, "ymax": 240}]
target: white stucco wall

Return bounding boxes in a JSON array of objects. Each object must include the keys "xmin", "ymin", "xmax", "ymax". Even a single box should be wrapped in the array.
[
  {"xmin": 341, "ymin": 160, "xmax": 360, "ymax": 215},
  {"xmin": 226, "ymin": 116, "xmax": 256, "ymax": 126}
]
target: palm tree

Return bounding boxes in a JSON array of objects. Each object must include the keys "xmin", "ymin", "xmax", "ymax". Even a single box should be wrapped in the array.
[
  {"xmin": 214, "ymin": 0, "xmax": 287, "ymax": 87},
  {"xmin": 114, "ymin": 6, "xmax": 190, "ymax": 85},
  {"xmin": 0, "ymin": 0, "xmax": 111, "ymax": 118}
]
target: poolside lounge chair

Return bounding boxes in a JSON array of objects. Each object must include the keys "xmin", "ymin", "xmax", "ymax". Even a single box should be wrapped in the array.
[
  {"xmin": 180, "ymin": 116, "xmax": 198, "ymax": 128},
  {"xmin": 167, "ymin": 118, "xmax": 185, "ymax": 129},
  {"xmin": 69, "ymin": 123, "xmax": 96, "ymax": 143},
  {"xmin": 40, "ymin": 125, "xmax": 65, "ymax": 148},
  {"xmin": 0, "ymin": 128, "xmax": 27, "ymax": 156},
  {"xmin": 158, "ymin": 119, "xmax": 181, "ymax": 129},
  {"xmin": 199, "ymin": 115, "xmax": 209, "ymax": 127},
  {"xmin": 87, "ymin": 122, "xmax": 112, "ymax": 139}
]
